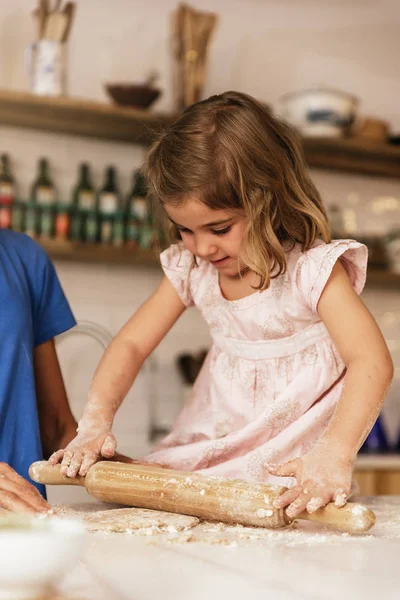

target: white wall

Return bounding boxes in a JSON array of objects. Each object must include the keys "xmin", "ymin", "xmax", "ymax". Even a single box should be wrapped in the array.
[
  {"xmin": 0, "ymin": 0, "xmax": 399, "ymax": 456},
  {"xmin": 1, "ymin": 0, "xmax": 399, "ymax": 127},
  {"xmin": 0, "ymin": 1, "xmax": 399, "ymax": 213}
]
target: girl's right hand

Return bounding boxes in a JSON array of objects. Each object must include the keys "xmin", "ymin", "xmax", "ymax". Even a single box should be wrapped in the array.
[{"xmin": 48, "ymin": 430, "xmax": 117, "ymax": 478}]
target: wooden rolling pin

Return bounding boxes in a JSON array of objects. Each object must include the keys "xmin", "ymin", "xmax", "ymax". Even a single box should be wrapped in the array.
[{"xmin": 29, "ymin": 461, "xmax": 375, "ymax": 534}]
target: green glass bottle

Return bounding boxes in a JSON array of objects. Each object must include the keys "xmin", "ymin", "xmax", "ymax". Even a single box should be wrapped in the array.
[
  {"xmin": 113, "ymin": 211, "xmax": 125, "ymax": 247},
  {"xmin": 126, "ymin": 169, "xmax": 151, "ymax": 249},
  {"xmin": 24, "ymin": 203, "xmax": 37, "ymax": 237},
  {"xmin": 11, "ymin": 200, "xmax": 25, "ymax": 234},
  {"xmin": 71, "ymin": 163, "xmax": 96, "ymax": 243},
  {"xmin": 0, "ymin": 154, "xmax": 15, "ymax": 230},
  {"xmin": 31, "ymin": 158, "xmax": 55, "ymax": 203},
  {"xmin": 31, "ymin": 158, "xmax": 56, "ymax": 239},
  {"xmin": 55, "ymin": 203, "xmax": 71, "ymax": 241},
  {"xmin": 98, "ymin": 166, "xmax": 121, "ymax": 245}
]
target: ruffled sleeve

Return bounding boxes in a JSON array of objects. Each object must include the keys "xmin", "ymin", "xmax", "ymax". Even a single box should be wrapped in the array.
[
  {"xmin": 160, "ymin": 243, "xmax": 195, "ymax": 307},
  {"xmin": 295, "ymin": 239, "xmax": 368, "ymax": 313}
]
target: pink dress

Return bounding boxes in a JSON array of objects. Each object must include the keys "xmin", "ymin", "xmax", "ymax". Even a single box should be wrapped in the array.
[{"xmin": 143, "ymin": 239, "xmax": 367, "ymax": 487}]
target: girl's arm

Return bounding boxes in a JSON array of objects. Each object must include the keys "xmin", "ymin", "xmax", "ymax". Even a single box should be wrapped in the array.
[
  {"xmin": 267, "ymin": 262, "xmax": 393, "ymax": 516},
  {"xmin": 49, "ymin": 276, "xmax": 186, "ymax": 477},
  {"xmin": 312, "ymin": 262, "xmax": 393, "ymax": 458}
]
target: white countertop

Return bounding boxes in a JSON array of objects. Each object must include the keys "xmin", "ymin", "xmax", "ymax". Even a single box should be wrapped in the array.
[{"xmin": 57, "ymin": 496, "xmax": 400, "ymax": 600}]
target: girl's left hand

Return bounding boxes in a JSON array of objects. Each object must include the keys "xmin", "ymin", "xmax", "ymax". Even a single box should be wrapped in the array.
[{"xmin": 265, "ymin": 445, "xmax": 354, "ymax": 518}]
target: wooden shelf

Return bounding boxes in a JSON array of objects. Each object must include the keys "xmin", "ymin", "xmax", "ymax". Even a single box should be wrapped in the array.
[
  {"xmin": 354, "ymin": 454, "xmax": 400, "ymax": 495},
  {"xmin": 303, "ymin": 136, "xmax": 400, "ymax": 178},
  {"xmin": 39, "ymin": 238, "xmax": 160, "ymax": 266},
  {"xmin": 356, "ymin": 454, "xmax": 400, "ymax": 471},
  {"xmin": 366, "ymin": 269, "xmax": 400, "ymax": 288},
  {"xmin": 37, "ymin": 239, "xmax": 400, "ymax": 287},
  {"xmin": 0, "ymin": 89, "xmax": 175, "ymax": 145},
  {"xmin": 0, "ymin": 90, "xmax": 399, "ymax": 178}
]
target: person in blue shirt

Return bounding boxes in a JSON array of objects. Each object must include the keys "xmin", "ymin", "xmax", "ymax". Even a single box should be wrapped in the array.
[{"xmin": 0, "ymin": 230, "xmax": 77, "ymax": 513}]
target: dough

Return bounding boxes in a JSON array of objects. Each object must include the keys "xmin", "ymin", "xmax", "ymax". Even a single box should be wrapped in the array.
[{"xmin": 54, "ymin": 504, "xmax": 199, "ymax": 534}]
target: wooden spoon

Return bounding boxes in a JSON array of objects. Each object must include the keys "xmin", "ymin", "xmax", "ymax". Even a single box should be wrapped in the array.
[
  {"xmin": 38, "ymin": 0, "xmax": 49, "ymax": 39},
  {"xmin": 61, "ymin": 2, "xmax": 76, "ymax": 42}
]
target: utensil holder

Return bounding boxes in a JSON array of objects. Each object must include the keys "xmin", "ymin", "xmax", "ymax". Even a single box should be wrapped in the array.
[{"xmin": 26, "ymin": 40, "xmax": 67, "ymax": 96}]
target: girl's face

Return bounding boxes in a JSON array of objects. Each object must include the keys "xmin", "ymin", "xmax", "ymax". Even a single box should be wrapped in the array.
[{"xmin": 164, "ymin": 198, "xmax": 247, "ymax": 277}]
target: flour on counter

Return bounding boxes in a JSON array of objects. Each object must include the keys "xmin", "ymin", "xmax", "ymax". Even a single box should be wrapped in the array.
[
  {"xmin": 161, "ymin": 520, "xmax": 375, "ymax": 547},
  {"xmin": 54, "ymin": 505, "xmax": 199, "ymax": 534},
  {"xmin": 51, "ymin": 496, "xmax": 394, "ymax": 546}
]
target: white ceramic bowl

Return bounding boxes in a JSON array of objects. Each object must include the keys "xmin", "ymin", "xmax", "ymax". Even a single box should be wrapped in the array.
[
  {"xmin": 385, "ymin": 232, "xmax": 400, "ymax": 273},
  {"xmin": 0, "ymin": 513, "xmax": 85, "ymax": 600},
  {"xmin": 280, "ymin": 88, "xmax": 358, "ymax": 137}
]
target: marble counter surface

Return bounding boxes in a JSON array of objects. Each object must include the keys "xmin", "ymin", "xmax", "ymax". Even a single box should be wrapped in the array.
[{"xmin": 57, "ymin": 496, "xmax": 400, "ymax": 600}]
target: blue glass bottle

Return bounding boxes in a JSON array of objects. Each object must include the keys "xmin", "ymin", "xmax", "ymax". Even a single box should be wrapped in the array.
[
  {"xmin": 395, "ymin": 430, "xmax": 400, "ymax": 453},
  {"xmin": 359, "ymin": 416, "xmax": 390, "ymax": 454}
]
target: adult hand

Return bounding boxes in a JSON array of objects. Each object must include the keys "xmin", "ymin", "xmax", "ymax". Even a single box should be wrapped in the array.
[{"xmin": 0, "ymin": 462, "xmax": 50, "ymax": 513}]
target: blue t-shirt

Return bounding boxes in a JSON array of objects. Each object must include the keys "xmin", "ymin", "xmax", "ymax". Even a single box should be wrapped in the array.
[{"xmin": 0, "ymin": 231, "xmax": 76, "ymax": 496}]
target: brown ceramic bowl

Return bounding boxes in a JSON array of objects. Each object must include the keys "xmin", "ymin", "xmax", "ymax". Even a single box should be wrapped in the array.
[{"xmin": 105, "ymin": 83, "xmax": 161, "ymax": 109}]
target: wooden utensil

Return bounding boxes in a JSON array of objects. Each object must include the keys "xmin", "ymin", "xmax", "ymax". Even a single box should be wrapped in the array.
[
  {"xmin": 61, "ymin": 2, "xmax": 76, "ymax": 43},
  {"xmin": 33, "ymin": 0, "xmax": 73, "ymax": 42},
  {"xmin": 30, "ymin": 461, "xmax": 375, "ymax": 534},
  {"xmin": 49, "ymin": 0, "xmax": 63, "ymax": 12},
  {"xmin": 38, "ymin": 0, "xmax": 49, "ymax": 39},
  {"xmin": 44, "ymin": 11, "xmax": 67, "ymax": 41},
  {"xmin": 171, "ymin": 3, "xmax": 218, "ymax": 110},
  {"xmin": 170, "ymin": 5, "xmax": 185, "ymax": 109}
]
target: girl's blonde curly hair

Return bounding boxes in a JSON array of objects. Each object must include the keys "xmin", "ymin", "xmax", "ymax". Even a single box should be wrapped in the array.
[{"xmin": 145, "ymin": 90, "xmax": 331, "ymax": 290}]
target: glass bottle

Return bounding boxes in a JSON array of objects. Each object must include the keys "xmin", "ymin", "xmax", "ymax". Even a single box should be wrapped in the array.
[
  {"xmin": 31, "ymin": 158, "xmax": 56, "ymax": 239},
  {"xmin": 55, "ymin": 203, "xmax": 71, "ymax": 241},
  {"xmin": 98, "ymin": 166, "xmax": 121, "ymax": 245},
  {"xmin": 113, "ymin": 210, "xmax": 125, "ymax": 247},
  {"xmin": 126, "ymin": 169, "xmax": 152, "ymax": 249},
  {"xmin": 327, "ymin": 203, "xmax": 344, "ymax": 238},
  {"xmin": 71, "ymin": 163, "xmax": 96, "ymax": 243},
  {"xmin": 0, "ymin": 154, "xmax": 15, "ymax": 230},
  {"xmin": 359, "ymin": 416, "xmax": 390, "ymax": 454}
]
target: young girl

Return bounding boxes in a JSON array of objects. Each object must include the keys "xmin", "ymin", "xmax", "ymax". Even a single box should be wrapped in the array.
[{"xmin": 50, "ymin": 91, "xmax": 393, "ymax": 519}]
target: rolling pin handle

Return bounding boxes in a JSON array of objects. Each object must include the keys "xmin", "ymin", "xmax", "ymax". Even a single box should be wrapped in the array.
[
  {"xmin": 29, "ymin": 461, "xmax": 85, "ymax": 487},
  {"xmin": 296, "ymin": 501, "xmax": 376, "ymax": 534}
]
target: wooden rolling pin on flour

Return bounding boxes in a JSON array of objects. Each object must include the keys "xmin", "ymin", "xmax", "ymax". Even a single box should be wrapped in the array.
[{"xmin": 30, "ymin": 461, "xmax": 376, "ymax": 534}]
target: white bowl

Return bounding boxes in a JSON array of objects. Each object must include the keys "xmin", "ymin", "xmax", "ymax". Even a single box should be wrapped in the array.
[
  {"xmin": 385, "ymin": 232, "xmax": 400, "ymax": 273},
  {"xmin": 280, "ymin": 88, "xmax": 359, "ymax": 137},
  {"xmin": 0, "ymin": 513, "xmax": 85, "ymax": 600}
]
